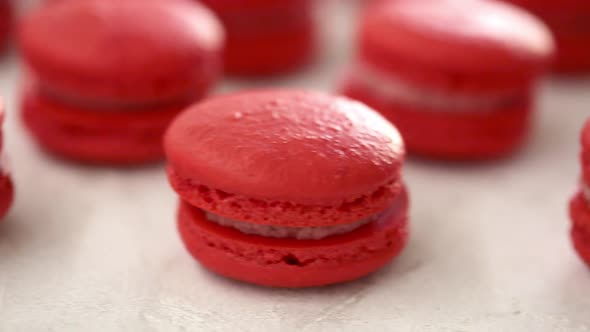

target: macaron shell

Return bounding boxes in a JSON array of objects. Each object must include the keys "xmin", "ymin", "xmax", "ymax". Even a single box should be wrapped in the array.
[
  {"xmin": 168, "ymin": 166, "xmax": 403, "ymax": 227},
  {"xmin": 165, "ymin": 90, "xmax": 405, "ymax": 205},
  {"xmin": 569, "ymin": 192, "xmax": 590, "ymax": 267},
  {"xmin": 18, "ymin": 0, "xmax": 223, "ymax": 104},
  {"xmin": 22, "ymin": 86, "xmax": 185, "ymax": 164},
  {"xmin": 360, "ymin": 0, "xmax": 554, "ymax": 90},
  {"xmin": 0, "ymin": 171, "xmax": 13, "ymax": 220},
  {"xmin": 177, "ymin": 189, "xmax": 409, "ymax": 288},
  {"xmin": 342, "ymin": 77, "xmax": 531, "ymax": 160}
]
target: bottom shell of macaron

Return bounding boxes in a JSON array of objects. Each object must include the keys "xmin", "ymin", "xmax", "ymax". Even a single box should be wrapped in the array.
[
  {"xmin": 570, "ymin": 192, "xmax": 590, "ymax": 267},
  {"xmin": 177, "ymin": 192, "xmax": 409, "ymax": 288},
  {"xmin": 21, "ymin": 86, "xmax": 184, "ymax": 165},
  {"xmin": 341, "ymin": 75, "xmax": 531, "ymax": 160}
]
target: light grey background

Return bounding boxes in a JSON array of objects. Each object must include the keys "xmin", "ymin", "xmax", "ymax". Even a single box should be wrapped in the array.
[{"xmin": 1, "ymin": 1, "xmax": 589, "ymax": 331}]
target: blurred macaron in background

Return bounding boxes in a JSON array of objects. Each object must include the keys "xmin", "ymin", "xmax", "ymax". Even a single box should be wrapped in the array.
[
  {"xmin": 198, "ymin": 0, "xmax": 317, "ymax": 76},
  {"xmin": 505, "ymin": 0, "xmax": 590, "ymax": 74},
  {"xmin": 341, "ymin": 0, "xmax": 555, "ymax": 160},
  {"xmin": 16, "ymin": 0, "xmax": 224, "ymax": 164}
]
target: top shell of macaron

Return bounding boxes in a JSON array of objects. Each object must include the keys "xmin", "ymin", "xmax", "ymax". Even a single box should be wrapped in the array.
[
  {"xmin": 165, "ymin": 89, "xmax": 405, "ymax": 205},
  {"xmin": 18, "ymin": 0, "xmax": 224, "ymax": 104},
  {"xmin": 360, "ymin": 0, "xmax": 554, "ymax": 85}
]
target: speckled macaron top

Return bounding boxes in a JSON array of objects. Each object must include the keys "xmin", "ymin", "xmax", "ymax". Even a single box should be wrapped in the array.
[{"xmin": 165, "ymin": 90, "xmax": 405, "ymax": 227}]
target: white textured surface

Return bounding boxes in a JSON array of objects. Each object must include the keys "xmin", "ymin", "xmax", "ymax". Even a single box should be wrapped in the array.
[{"xmin": 1, "ymin": 1, "xmax": 590, "ymax": 331}]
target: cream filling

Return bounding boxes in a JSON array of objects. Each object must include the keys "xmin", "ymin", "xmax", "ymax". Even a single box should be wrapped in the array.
[
  {"xmin": 351, "ymin": 63, "xmax": 521, "ymax": 111},
  {"xmin": 205, "ymin": 212, "xmax": 377, "ymax": 240}
]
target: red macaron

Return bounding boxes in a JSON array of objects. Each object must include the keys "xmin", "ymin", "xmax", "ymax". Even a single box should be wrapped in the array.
[
  {"xmin": 199, "ymin": 0, "xmax": 316, "ymax": 76},
  {"xmin": 165, "ymin": 90, "xmax": 409, "ymax": 287},
  {"xmin": 0, "ymin": 105, "xmax": 13, "ymax": 220},
  {"xmin": 571, "ymin": 119, "xmax": 590, "ymax": 267},
  {"xmin": 506, "ymin": 0, "xmax": 590, "ymax": 73},
  {"xmin": 341, "ymin": 0, "xmax": 554, "ymax": 160},
  {"xmin": 18, "ymin": 0, "xmax": 224, "ymax": 164}
]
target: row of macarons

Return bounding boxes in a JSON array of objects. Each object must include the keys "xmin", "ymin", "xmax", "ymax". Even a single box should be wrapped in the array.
[
  {"xmin": 14, "ymin": 0, "xmax": 559, "ymax": 166},
  {"xmin": 2, "ymin": 0, "xmax": 590, "ymax": 73},
  {"xmin": 0, "ymin": 0, "xmax": 587, "ymax": 287}
]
